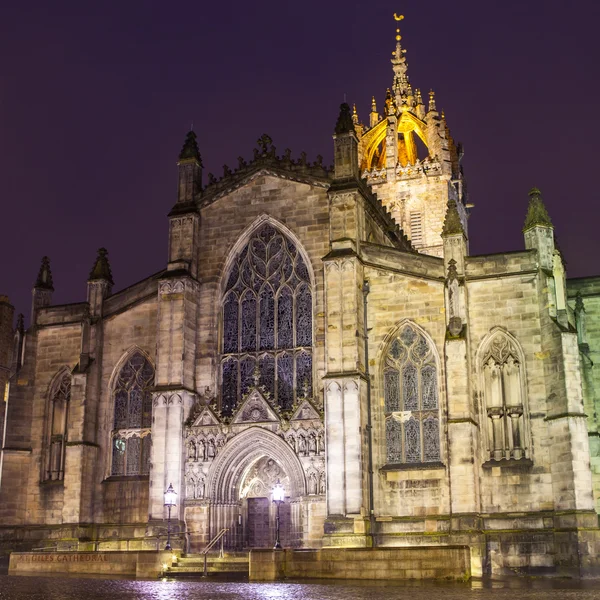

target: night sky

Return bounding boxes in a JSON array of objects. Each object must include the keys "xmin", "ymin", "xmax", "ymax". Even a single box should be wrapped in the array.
[{"xmin": 2, "ymin": 0, "xmax": 599, "ymax": 324}]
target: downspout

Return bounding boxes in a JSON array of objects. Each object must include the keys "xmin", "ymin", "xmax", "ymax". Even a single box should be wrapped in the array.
[{"xmin": 363, "ymin": 280, "xmax": 376, "ymax": 545}]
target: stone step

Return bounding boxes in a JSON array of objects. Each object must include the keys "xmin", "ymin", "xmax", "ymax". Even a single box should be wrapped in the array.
[
  {"xmin": 181, "ymin": 552, "xmax": 249, "ymax": 560},
  {"xmin": 168, "ymin": 563, "xmax": 248, "ymax": 574},
  {"xmin": 177, "ymin": 557, "xmax": 249, "ymax": 566}
]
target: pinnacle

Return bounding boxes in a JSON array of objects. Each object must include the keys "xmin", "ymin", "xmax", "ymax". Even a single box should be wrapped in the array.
[
  {"xmin": 35, "ymin": 256, "xmax": 54, "ymax": 290},
  {"xmin": 334, "ymin": 103, "xmax": 355, "ymax": 135},
  {"xmin": 178, "ymin": 130, "xmax": 202, "ymax": 163},
  {"xmin": 88, "ymin": 248, "xmax": 114, "ymax": 285},
  {"xmin": 442, "ymin": 200, "xmax": 465, "ymax": 237},
  {"xmin": 523, "ymin": 187, "xmax": 553, "ymax": 231}
]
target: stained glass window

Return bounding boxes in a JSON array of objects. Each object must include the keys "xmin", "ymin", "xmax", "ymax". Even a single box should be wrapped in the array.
[
  {"xmin": 110, "ymin": 351, "xmax": 154, "ymax": 476},
  {"xmin": 221, "ymin": 223, "xmax": 313, "ymax": 414},
  {"xmin": 383, "ymin": 324, "xmax": 440, "ymax": 464}
]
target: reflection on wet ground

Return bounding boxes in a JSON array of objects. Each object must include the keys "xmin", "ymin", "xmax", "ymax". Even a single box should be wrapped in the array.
[{"xmin": 2, "ymin": 574, "xmax": 600, "ymax": 600}]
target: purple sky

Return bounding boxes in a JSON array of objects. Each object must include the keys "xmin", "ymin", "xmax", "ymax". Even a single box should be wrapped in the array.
[{"xmin": 1, "ymin": 1, "xmax": 599, "ymax": 323}]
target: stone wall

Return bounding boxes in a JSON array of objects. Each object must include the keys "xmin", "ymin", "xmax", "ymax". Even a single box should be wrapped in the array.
[{"xmin": 249, "ymin": 546, "xmax": 471, "ymax": 581}]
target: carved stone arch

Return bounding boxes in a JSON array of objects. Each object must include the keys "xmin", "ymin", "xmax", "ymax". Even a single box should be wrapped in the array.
[
  {"xmin": 108, "ymin": 345, "xmax": 155, "ymax": 393},
  {"xmin": 205, "ymin": 427, "xmax": 307, "ymax": 502},
  {"xmin": 107, "ymin": 346, "xmax": 155, "ymax": 478},
  {"xmin": 218, "ymin": 214, "xmax": 316, "ymax": 297},
  {"xmin": 42, "ymin": 366, "xmax": 73, "ymax": 481},
  {"xmin": 46, "ymin": 365, "xmax": 73, "ymax": 398},
  {"xmin": 378, "ymin": 319, "xmax": 443, "ymax": 466},
  {"xmin": 476, "ymin": 326, "xmax": 526, "ymax": 367},
  {"xmin": 377, "ymin": 319, "xmax": 441, "ymax": 372},
  {"xmin": 476, "ymin": 327, "xmax": 531, "ymax": 462}
]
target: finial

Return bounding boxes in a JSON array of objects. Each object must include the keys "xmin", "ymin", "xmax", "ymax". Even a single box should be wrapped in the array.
[
  {"xmin": 416, "ymin": 89, "xmax": 423, "ymax": 105},
  {"xmin": 352, "ymin": 103, "xmax": 359, "ymax": 125},
  {"xmin": 371, "ymin": 96, "xmax": 377, "ymax": 112},
  {"xmin": 428, "ymin": 90, "xmax": 437, "ymax": 112},
  {"xmin": 88, "ymin": 248, "xmax": 114, "ymax": 285},
  {"xmin": 334, "ymin": 103, "xmax": 355, "ymax": 134},
  {"xmin": 178, "ymin": 130, "xmax": 202, "ymax": 163},
  {"xmin": 35, "ymin": 256, "xmax": 54, "ymax": 290},
  {"xmin": 256, "ymin": 134, "xmax": 273, "ymax": 155},
  {"xmin": 442, "ymin": 200, "xmax": 465, "ymax": 237},
  {"xmin": 523, "ymin": 187, "xmax": 553, "ymax": 231}
]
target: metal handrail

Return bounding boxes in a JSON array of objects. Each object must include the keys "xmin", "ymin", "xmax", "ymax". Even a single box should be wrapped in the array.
[{"xmin": 201, "ymin": 528, "xmax": 229, "ymax": 576}]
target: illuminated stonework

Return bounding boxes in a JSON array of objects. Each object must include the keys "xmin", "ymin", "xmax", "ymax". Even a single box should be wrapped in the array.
[{"xmin": 1, "ymin": 16, "xmax": 600, "ymax": 582}]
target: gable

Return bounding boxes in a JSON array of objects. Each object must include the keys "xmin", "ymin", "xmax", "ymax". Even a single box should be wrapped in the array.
[{"xmin": 231, "ymin": 389, "xmax": 280, "ymax": 424}]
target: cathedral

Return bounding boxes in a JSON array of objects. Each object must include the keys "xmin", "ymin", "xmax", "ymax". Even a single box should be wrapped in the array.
[{"xmin": 1, "ymin": 17, "xmax": 600, "ymax": 579}]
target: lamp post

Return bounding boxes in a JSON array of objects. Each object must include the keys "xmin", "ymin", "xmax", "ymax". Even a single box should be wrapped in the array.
[
  {"xmin": 272, "ymin": 479, "xmax": 284, "ymax": 550},
  {"xmin": 164, "ymin": 483, "xmax": 177, "ymax": 551}
]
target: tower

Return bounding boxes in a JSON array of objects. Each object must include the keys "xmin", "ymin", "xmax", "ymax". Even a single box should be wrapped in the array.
[{"xmin": 355, "ymin": 15, "xmax": 469, "ymax": 256}]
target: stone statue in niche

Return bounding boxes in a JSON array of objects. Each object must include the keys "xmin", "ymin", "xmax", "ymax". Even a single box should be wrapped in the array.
[
  {"xmin": 308, "ymin": 472, "xmax": 317, "ymax": 495},
  {"xmin": 319, "ymin": 471, "xmax": 326, "ymax": 494},
  {"xmin": 298, "ymin": 435, "xmax": 306, "ymax": 456},
  {"xmin": 186, "ymin": 477, "xmax": 196, "ymax": 499},
  {"xmin": 188, "ymin": 441, "xmax": 196, "ymax": 461},
  {"xmin": 198, "ymin": 439, "xmax": 205, "ymax": 461},
  {"xmin": 196, "ymin": 478, "xmax": 205, "ymax": 499},
  {"xmin": 318, "ymin": 431, "xmax": 324, "ymax": 454},
  {"xmin": 207, "ymin": 440, "xmax": 215, "ymax": 460},
  {"xmin": 286, "ymin": 435, "xmax": 296, "ymax": 451},
  {"xmin": 308, "ymin": 433, "xmax": 317, "ymax": 455}
]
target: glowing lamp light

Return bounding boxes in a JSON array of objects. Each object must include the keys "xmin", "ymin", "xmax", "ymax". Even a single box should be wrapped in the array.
[
  {"xmin": 164, "ymin": 483, "xmax": 177, "ymax": 507},
  {"xmin": 272, "ymin": 480, "xmax": 285, "ymax": 503}
]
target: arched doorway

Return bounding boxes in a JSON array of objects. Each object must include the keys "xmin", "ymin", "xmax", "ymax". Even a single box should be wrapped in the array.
[
  {"xmin": 239, "ymin": 456, "xmax": 291, "ymax": 548},
  {"xmin": 203, "ymin": 427, "xmax": 306, "ymax": 551}
]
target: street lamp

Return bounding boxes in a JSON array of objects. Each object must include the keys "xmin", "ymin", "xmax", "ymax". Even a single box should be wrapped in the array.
[
  {"xmin": 164, "ymin": 483, "xmax": 177, "ymax": 551},
  {"xmin": 272, "ymin": 479, "xmax": 285, "ymax": 550}
]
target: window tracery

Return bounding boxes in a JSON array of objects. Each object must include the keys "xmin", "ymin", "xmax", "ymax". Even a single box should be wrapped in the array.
[
  {"xmin": 110, "ymin": 351, "xmax": 154, "ymax": 476},
  {"xmin": 221, "ymin": 223, "xmax": 313, "ymax": 415},
  {"xmin": 480, "ymin": 331, "xmax": 528, "ymax": 462},
  {"xmin": 383, "ymin": 323, "xmax": 440, "ymax": 464},
  {"xmin": 44, "ymin": 372, "xmax": 71, "ymax": 481}
]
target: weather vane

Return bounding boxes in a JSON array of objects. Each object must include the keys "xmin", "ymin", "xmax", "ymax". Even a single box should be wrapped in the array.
[{"xmin": 393, "ymin": 13, "xmax": 404, "ymax": 41}]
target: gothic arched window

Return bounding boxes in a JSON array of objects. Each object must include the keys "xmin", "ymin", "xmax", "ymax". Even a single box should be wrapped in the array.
[
  {"xmin": 479, "ymin": 331, "xmax": 528, "ymax": 462},
  {"xmin": 44, "ymin": 371, "xmax": 71, "ymax": 481},
  {"xmin": 383, "ymin": 323, "xmax": 440, "ymax": 465},
  {"xmin": 110, "ymin": 351, "xmax": 154, "ymax": 476},
  {"xmin": 221, "ymin": 223, "xmax": 313, "ymax": 415}
]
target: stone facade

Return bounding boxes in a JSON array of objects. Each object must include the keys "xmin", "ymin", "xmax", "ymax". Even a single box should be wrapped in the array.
[{"xmin": 1, "ymin": 20, "xmax": 600, "ymax": 580}]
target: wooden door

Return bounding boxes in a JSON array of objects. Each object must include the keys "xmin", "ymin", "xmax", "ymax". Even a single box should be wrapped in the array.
[{"xmin": 247, "ymin": 497, "xmax": 271, "ymax": 548}]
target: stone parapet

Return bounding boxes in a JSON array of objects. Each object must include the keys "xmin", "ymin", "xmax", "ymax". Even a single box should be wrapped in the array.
[
  {"xmin": 8, "ymin": 550, "xmax": 173, "ymax": 578},
  {"xmin": 249, "ymin": 546, "xmax": 471, "ymax": 581}
]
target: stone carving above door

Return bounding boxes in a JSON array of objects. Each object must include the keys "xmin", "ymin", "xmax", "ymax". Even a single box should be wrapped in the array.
[{"xmin": 231, "ymin": 390, "xmax": 280, "ymax": 425}]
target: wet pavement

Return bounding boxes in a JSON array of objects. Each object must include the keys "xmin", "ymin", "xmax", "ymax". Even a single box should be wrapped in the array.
[{"xmin": 2, "ymin": 574, "xmax": 600, "ymax": 600}]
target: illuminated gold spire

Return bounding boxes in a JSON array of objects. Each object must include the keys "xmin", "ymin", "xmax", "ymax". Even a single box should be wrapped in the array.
[{"xmin": 391, "ymin": 13, "xmax": 409, "ymax": 108}]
